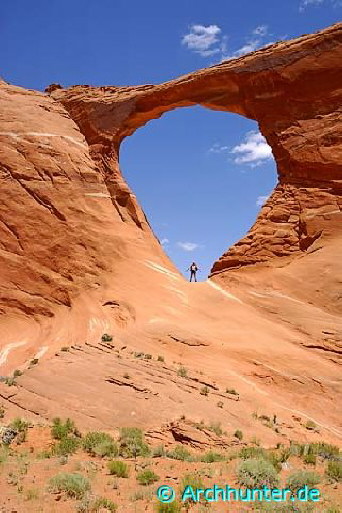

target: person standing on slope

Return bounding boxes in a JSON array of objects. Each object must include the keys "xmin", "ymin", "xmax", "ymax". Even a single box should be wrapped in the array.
[{"xmin": 187, "ymin": 262, "xmax": 199, "ymax": 282}]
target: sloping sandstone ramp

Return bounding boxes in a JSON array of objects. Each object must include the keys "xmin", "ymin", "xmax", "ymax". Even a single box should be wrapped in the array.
[{"xmin": 0, "ymin": 24, "xmax": 341, "ymax": 442}]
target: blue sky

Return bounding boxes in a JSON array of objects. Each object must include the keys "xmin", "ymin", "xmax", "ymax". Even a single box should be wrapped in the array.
[{"xmin": 1, "ymin": 0, "xmax": 340, "ymax": 278}]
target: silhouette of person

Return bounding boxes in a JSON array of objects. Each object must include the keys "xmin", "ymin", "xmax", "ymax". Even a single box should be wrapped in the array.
[{"xmin": 187, "ymin": 262, "xmax": 199, "ymax": 282}]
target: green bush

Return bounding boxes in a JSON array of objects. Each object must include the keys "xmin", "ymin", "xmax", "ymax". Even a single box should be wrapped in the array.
[
  {"xmin": 101, "ymin": 334, "xmax": 113, "ymax": 342},
  {"xmin": 237, "ymin": 458, "xmax": 279, "ymax": 488},
  {"xmin": 152, "ymin": 446, "xmax": 166, "ymax": 458},
  {"xmin": 77, "ymin": 496, "xmax": 117, "ymax": 512},
  {"xmin": 226, "ymin": 388, "xmax": 238, "ymax": 395},
  {"xmin": 177, "ymin": 366, "xmax": 188, "ymax": 378},
  {"xmin": 200, "ymin": 451, "xmax": 225, "ymax": 463},
  {"xmin": 208, "ymin": 422, "xmax": 223, "ymax": 436},
  {"xmin": 303, "ymin": 453, "xmax": 316, "ymax": 465},
  {"xmin": 325, "ymin": 460, "xmax": 342, "ymax": 483},
  {"xmin": 234, "ymin": 430, "xmax": 243, "ymax": 440},
  {"xmin": 239, "ymin": 447, "xmax": 266, "ymax": 460},
  {"xmin": 48, "ymin": 472, "xmax": 90, "ymax": 499},
  {"xmin": 51, "ymin": 417, "xmax": 76, "ymax": 440},
  {"xmin": 286, "ymin": 470, "xmax": 320, "ymax": 491},
  {"xmin": 155, "ymin": 501, "xmax": 182, "ymax": 512},
  {"xmin": 305, "ymin": 420, "xmax": 318, "ymax": 431},
  {"xmin": 200, "ymin": 386, "xmax": 209, "ymax": 396},
  {"xmin": 136, "ymin": 469, "xmax": 159, "ymax": 485},
  {"xmin": 52, "ymin": 437, "xmax": 80, "ymax": 456},
  {"xmin": 119, "ymin": 427, "xmax": 150, "ymax": 458},
  {"xmin": 82, "ymin": 432, "xmax": 116, "ymax": 457},
  {"xmin": 107, "ymin": 460, "xmax": 129, "ymax": 478},
  {"xmin": 10, "ymin": 417, "xmax": 30, "ymax": 443},
  {"xmin": 167, "ymin": 445, "xmax": 193, "ymax": 461}
]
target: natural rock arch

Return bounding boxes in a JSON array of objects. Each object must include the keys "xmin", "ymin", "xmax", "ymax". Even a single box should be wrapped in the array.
[
  {"xmin": 0, "ymin": 23, "xmax": 341, "ymax": 325},
  {"xmin": 49, "ymin": 22, "xmax": 342, "ymax": 276}
]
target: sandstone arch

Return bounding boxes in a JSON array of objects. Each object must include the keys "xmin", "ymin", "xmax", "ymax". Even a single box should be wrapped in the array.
[
  {"xmin": 49, "ymin": 22, "xmax": 342, "ymax": 277},
  {"xmin": 0, "ymin": 24, "xmax": 341, "ymax": 441},
  {"xmin": 0, "ymin": 23, "xmax": 341, "ymax": 329}
]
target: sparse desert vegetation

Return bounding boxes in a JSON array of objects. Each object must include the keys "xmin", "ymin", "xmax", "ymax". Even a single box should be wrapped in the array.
[{"xmin": 0, "ymin": 416, "xmax": 339, "ymax": 511}]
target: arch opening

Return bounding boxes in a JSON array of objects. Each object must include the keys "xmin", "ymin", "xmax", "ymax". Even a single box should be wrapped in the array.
[{"xmin": 120, "ymin": 105, "xmax": 277, "ymax": 280}]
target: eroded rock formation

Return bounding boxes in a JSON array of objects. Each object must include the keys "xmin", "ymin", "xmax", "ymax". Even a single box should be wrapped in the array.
[
  {"xmin": 0, "ymin": 23, "xmax": 341, "ymax": 328},
  {"xmin": 0, "ymin": 24, "xmax": 341, "ymax": 443}
]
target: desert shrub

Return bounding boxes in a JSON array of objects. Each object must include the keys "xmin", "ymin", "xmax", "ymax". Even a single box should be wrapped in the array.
[
  {"xmin": 52, "ymin": 437, "xmax": 80, "ymax": 456},
  {"xmin": 30, "ymin": 358, "xmax": 39, "ymax": 365},
  {"xmin": 51, "ymin": 417, "xmax": 76, "ymax": 440},
  {"xmin": 157, "ymin": 355, "xmax": 165, "ymax": 362},
  {"xmin": 0, "ymin": 446, "xmax": 9, "ymax": 465},
  {"xmin": 208, "ymin": 422, "xmax": 223, "ymax": 436},
  {"xmin": 286, "ymin": 470, "xmax": 320, "ymax": 491},
  {"xmin": 300, "ymin": 442, "xmax": 340, "ymax": 460},
  {"xmin": 61, "ymin": 346, "xmax": 70, "ymax": 352},
  {"xmin": 10, "ymin": 418, "xmax": 30, "ymax": 443},
  {"xmin": 177, "ymin": 366, "xmax": 188, "ymax": 378},
  {"xmin": 107, "ymin": 460, "xmax": 129, "ymax": 478},
  {"xmin": 239, "ymin": 447, "xmax": 266, "ymax": 460},
  {"xmin": 279, "ymin": 447, "xmax": 291, "ymax": 462},
  {"xmin": 266, "ymin": 452, "xmax": 282, "ymax": 473},
  {"xmin": 200, "ymin": 451, "xmax": 225, "ymax": 463},
  {"xmin": 77, "ymin": 495, "xmax": 117, "ymax": 512},
  {"xmin": 24, "ymin": 488, "xmax": 39, "ymax": 500},
  {"xmin": 92, "ymin": 440, "xmax": 118, "ymax": 458},
  {"xmin": 119, "ymin": 427, "xmax": 150, "ymax": 458},
  {"xmin": 155, "ymin": 501, "xmax": 182, "ymax": 512},
  {"xmin": 101, "ymin": 334, "xmax": 113, "ymax": 342},
  {"xmin": 167, "ymin": 445, "xmax": 193, "ymax": 461},
  {"xmin": 234, "ymin": 430, "xmax": 243, "ymax": 440},
  {"xmin": 303, "ymin": 453, "xmax": 317, "ymax": 465},
  {"xmin": 237, "ymin": 458, "xmax": 279, "ymax": 488},
  {"xmin": 200, "ymin": 386, "xmax": 209, "ymax": 396},
  {"xmin": 13, "ymin": 369, "xmax": 22, "ymax": 378},
  {"xmin": 226, "ymin": 388, "xmax": 238, "ymax": 395},
  {"xmin": 325, "ymin": 460, "xmax": 342, "ymax": 483},
  {"xmin": 82, "ymin": 432, "xmax": 116, "ymax": 457},
  {"xmin": 5, "ymin": 377, "xmax": 16, "ymax": 386},
  {"xmin": 0, "ymin": 404, "xmax": 4, "ymax": 418},
  {"xmin": 217, "ymin": 401, "xmax": 224, "ymax": 408},
  {"xmin": 305, "ymin": 420, "xmax": 318, "ymax": 431},
  {"xmin": 136, "ymin": 469, "xmax": 159, "ymax": 485},
  {"xmin": 144, "ymin": 354, "xmax": 152, "ymax": 360},
  {"xmin": 152, "ymin": 445, "xmax": 166, "ymax": 458},
  {"xmin": 123, "ymin": 373, "xmax": 130, "ymax": 379},
  {"xmin": 48, "ymin": 472, "xmax": 90, "ymax": 499}
]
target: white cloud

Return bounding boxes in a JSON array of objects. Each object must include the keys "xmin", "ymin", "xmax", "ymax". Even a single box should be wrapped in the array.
[
  {"xmin": 299, "ymin": 0, "xmax": 341, "ymax": 10},
  {"xmin": 177, "ymin": 242, "xmax": 199, "ymax": 252},
  {"xmin": 182, "ymin": 23, "xmax": 282, "ymax": 61},
  {"xmin": 160, "ymin": 238, "xmax": 169, "ymax": 245},
  {"xmin": 182, "ymin": 24, "xmax": 222, "ymax": 56},
  {"xmin": 208, "ymin": 143, "xmax": 229, "ymax": 154},
  {"xmin": 256, "ymin": 194, "xmax": 270, "ymax": 207},
  {"xmin": 252, "ymin": 25, "xmax": 268, "ymax": 37},
  {"xmin": 231, "ymin": 131, "xmax": 273, "ymax": 166}
]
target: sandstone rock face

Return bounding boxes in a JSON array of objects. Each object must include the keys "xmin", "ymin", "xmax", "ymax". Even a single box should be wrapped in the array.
[{"xmin": 0, "ymin": 24, "xmax": 341, "ymax": 442}]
